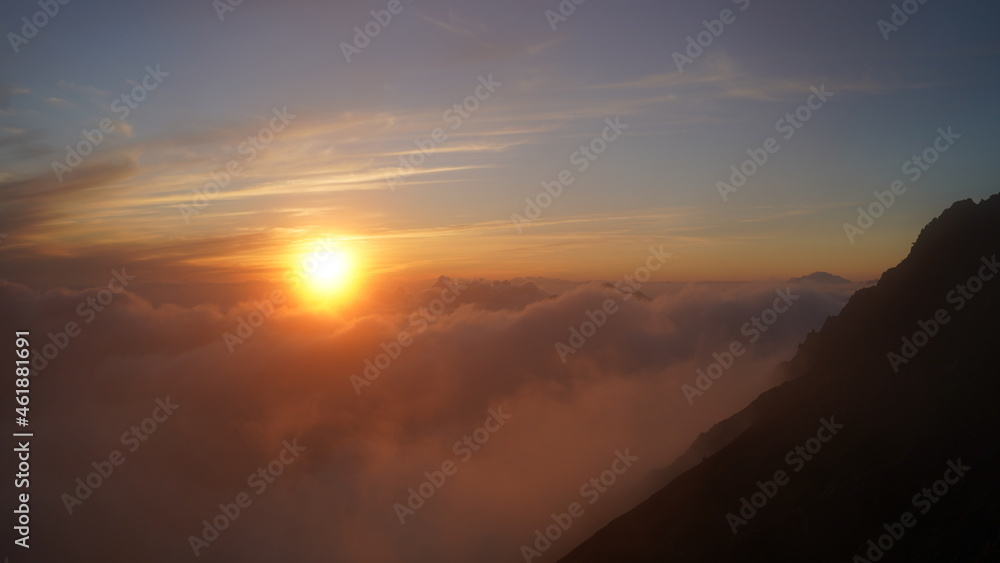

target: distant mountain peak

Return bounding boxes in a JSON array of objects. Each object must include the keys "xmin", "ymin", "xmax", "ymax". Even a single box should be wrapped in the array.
[{"xmin": 789, "ymin": 271, "xmax": 852, "ymax": 284}]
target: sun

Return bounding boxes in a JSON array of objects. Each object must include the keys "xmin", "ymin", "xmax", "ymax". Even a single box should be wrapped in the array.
[{"xmin": 290, "ymin": 240, "xmax": 358, "ymax": 305}]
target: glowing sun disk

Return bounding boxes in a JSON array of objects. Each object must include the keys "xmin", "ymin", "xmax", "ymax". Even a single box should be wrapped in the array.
[{"xmin": 293, "ymin": 243, "xmax": 357, "ymax": 305}]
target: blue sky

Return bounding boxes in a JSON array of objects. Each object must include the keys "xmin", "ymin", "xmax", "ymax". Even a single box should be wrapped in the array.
[{"xmin": 2, "ymin": 0, "xmax": 999, "ymax": 283}]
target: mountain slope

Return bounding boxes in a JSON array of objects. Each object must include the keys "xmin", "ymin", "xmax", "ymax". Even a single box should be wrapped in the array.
[{"xmin": 560, "ymin": 195, "xmax": 1000, "ymax": 563}]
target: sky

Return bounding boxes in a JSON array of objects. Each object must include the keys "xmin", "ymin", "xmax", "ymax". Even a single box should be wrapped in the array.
[
  {"xmin": 2, "ymin": 0, "xmax": 998, "ymax": 288},
  {"xmin": 3, "ymin": 1, "xmax": 1000, "ymax": 562}
]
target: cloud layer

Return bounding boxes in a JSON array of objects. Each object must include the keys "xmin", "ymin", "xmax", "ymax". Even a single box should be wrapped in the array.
[{"xmin": 1, "ymin": 273, "xmax": 862, "ymax": 562}]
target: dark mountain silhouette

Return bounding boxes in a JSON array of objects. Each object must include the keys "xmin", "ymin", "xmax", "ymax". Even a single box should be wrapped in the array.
[
  {"xmin": 561, "ymin": 194, "xmax": 1000, "ymax": 563},
  {"xmin": 789, "ymin": 271, "xmax": 853, "ymax": 285}
]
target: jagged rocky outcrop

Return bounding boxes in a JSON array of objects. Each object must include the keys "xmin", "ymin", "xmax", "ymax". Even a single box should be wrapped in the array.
[{"xmin": 561, "ymin": 194, "xmax": 1000, "ymax": 563}]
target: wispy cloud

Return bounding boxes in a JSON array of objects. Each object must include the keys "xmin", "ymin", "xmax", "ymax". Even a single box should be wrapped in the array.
[
  {"xmin": 44, "ymin": 96, "xmax": 73, "ymax": 108},
  {"xmin": 589, "ymin": 54, "xmax": 928, "ymax": 101}
]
